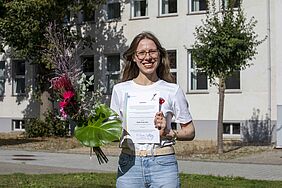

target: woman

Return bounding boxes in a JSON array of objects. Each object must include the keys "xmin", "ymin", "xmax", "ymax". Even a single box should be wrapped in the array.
[{"xmin": 110, "ymin": 32, "xmax": 195, "ymax": 188}]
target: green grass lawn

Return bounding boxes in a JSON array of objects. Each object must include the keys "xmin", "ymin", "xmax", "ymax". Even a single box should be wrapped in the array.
[{"xmin": 0, "ymin": 173, "xmax": 281, "ymax": 188}]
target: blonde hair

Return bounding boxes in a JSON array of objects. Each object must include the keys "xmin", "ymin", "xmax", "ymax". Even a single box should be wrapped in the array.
[{"xmin": 121, "ymin": 32, "xmax": 175, "ymax": 83}]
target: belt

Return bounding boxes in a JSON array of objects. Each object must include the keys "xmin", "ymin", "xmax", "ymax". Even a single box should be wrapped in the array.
[{"xmin": 121, "ymin": 146, "xmax": 175, "ymax": 157}]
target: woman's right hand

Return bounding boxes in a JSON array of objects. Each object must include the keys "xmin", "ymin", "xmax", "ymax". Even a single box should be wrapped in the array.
[{"xmin": 154, "ymin": 111, "xmax": 168, "ymax": 137}]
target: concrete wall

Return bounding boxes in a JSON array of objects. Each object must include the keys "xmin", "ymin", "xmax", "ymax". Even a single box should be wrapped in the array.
[
  {"xmin": 0, "ymin": 52, "xmax": 40, "ymax": 132},
  {"xmin": 272, "ymin": 0, "xmax": 282, "ymax": 147}
]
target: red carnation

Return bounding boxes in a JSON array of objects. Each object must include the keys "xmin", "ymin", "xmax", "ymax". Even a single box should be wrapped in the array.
[{"xmin": 159, "ymin": 98, "xmax": 165, "ymax": 105}]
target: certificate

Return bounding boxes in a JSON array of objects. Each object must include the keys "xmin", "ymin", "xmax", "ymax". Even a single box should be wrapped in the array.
[{"xmin": 125, "ymin": 92, "xmax": 160, "ymax": 143}]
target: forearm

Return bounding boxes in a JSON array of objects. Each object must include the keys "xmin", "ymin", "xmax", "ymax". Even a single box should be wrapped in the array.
[{"xmin": 165, "ymin": 121, "xmax": 195, "ymax": 141}]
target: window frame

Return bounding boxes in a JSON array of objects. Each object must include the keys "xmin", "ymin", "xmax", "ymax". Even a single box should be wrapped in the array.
[
  {"xmin": 104, "ymin": 54, "xmax": 121, "ymax": 95},
  {"xmin": 159, "ymin": 0, "xmax": 178, "ymax": 17},
  {"xmin": 107, "ymin": 1, "xmax": 121, "ymax": 20},
  {"xmin": 225, "ymin": 70, "xmax": 241, "ymax": 93},
  {"xmin": 12, "ymin": 119, "xmax": 25, "ymax": 131},
  {"xmin": 167, "ymin": 49, "xmax": 177, "ymax": 84},
  {"xmin": 223, "ymin": 122, "xmax": 241, "ymax": 139},
  {"xmin": 188, "ymin": 0, "xmax": 208, "ymax": 14},
  {"xmin": 187, "ymin": 51, "xmax": 208, "ymax": 93},
  {"xmin": 81, "ymin": 9, "xmax": 96, "ymax": 23},
  {"xmin": 221, "ymin": 0, "xmax": 241, "ymax": 10},
  {"xmin": 131, "ymin": 0, "xmax": 148, "ymax": 19},
  {"xmin": 12, "ymin": 60, "xmax": 26, "ymax": 96},
  {"xmin": 81, "ymin": 56, "xmax": 95, "ymax": 92}
]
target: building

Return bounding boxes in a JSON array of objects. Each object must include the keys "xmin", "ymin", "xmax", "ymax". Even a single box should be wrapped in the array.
[{"xmin": 1, "ymin": 0, "xmax": 281, "ymax": 146}]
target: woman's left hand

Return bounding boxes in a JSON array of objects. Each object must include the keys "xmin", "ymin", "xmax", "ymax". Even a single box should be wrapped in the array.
[{"xmin": 154, "ymin": 111, "xmax": 167, "ymax": 136}]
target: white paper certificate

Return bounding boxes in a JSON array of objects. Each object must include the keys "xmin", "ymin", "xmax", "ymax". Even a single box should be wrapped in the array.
[{"xmin": 125, "ymin": 92, "xmax": 160, "ymax": 143}]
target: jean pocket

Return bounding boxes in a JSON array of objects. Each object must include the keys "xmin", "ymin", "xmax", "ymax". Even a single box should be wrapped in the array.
[
  {"xmin": 155, "ymin": 154, "xmax": 177, "ymax": 166},
  {"xmin": 118, "ymin": 153, "xmax": 132, "ymax": 167}
]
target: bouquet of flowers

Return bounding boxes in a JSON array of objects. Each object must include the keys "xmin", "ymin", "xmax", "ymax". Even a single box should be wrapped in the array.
[{"xmin": 45, "ymin": 23, "xmax": 122, "ymax": 164}]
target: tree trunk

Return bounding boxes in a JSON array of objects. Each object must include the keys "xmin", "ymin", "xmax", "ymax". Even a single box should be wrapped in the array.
[
  {"xmin": 39, "ymin": 91, "xmax": 53, "ymax": 120},
  {"xmin": 217, "ymin": 77, "xmax": 226, "ymax": 154}
]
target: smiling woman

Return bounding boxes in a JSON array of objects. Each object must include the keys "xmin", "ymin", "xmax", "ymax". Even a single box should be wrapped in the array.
[{"xmin": 110, "ymin": 31, "xmax": 195, "ymax": 188}]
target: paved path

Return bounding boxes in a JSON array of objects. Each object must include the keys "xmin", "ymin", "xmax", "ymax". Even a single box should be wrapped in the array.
[{"xmin": 1, "ymin": 149, "xmax": 282, "ymax": 181}]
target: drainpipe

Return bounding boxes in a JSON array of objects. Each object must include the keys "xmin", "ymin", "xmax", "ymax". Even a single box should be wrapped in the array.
[{"xmin": 267, "ymin": 0, "xmax": 272, "ymax": 120}]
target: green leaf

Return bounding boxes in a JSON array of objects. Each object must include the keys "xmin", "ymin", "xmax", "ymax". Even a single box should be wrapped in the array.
[{"xmin": 74, "ymin": 104, "xmax": 122, "ymax": 147}]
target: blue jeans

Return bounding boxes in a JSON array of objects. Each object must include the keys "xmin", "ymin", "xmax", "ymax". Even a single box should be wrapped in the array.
[{"xmin": 116, "ymin": 153, "xmax": 180, "ymax": 188}]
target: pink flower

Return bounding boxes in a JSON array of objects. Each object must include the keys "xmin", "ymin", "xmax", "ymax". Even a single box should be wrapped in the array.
[
  {"xmin": 63, "ymin": 91, "xmax": 75, "ymax": 100},
  {"xmin": 50, "ymin": 74, "xmax": 73, "ymax": 91},
  {"xmin": 60, "ymin": 107, "xmax": 67, "ymax": 119},
  {"xmin": 59, "ymin": 101, "xmax": 68, "ymax": 108}
]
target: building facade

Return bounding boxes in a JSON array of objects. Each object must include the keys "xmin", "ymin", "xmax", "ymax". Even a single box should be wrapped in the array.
[{"xmin": 1, "ymin": 0, "xmax": 281, "ymax": 145}]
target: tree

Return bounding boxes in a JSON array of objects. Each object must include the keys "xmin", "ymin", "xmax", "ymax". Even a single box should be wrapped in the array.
[
  {"xmin": 191, "ymin": 0, "xmax": 265, "ymax": 153},
  {"xmin": 0, "ymin": 0, "xmax": 105, "ymax": 119}
]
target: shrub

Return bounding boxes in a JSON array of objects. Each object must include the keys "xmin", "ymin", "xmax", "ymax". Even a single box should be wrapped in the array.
[
  {"xmin": 25, "ymin": 118, "xmax": 52, "ymax": 138},
  {"xmin": 44, "ymin": 110, "xmax": 69, "ymax": 137},
  {"xmin": 25, "ymin": 111, "xmax": 69, "ymax": 138}
]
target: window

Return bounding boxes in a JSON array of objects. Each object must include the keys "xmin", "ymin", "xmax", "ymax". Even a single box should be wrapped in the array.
[
  {"xmin": 160, "ymin": 0, "xmax": 177, "ymax": 15},
  {"xmin": 82, "ymin": 9, "xmax": 95, "ymax": 22},
  {"xmin": 12, "ymin": 60, "xmax": 25, "ymax": 95},
  {"xmin": 0, "ymin": 61, "xmax": 5, "ymax": 96},
  {"xmin": 225, "ymin": 70, "xmax": 240, "ymax": 90},
  {"xmin": 12, "ymin": 120, "xmax": 25, "ymax": 131},
  {"xmin": 81, "ymin": 56, "xmax": 95, "ymax": 91},
  {"xmin": 222, "ymin": 0, "xmax": 240, "ymax": 9},
  {"xmin": 223, "ymin": 122, "xmax": 241, "ymax": 136},
  {"xmin": 132, "ymin": 0, "xmax": 147, "ymax": 18},
  {"xmin": 108, "ymin": 2, "xmax": 121, "ymax": 20},
  {"xmin": 167, "ymin": 50, "xmax": 177, "ymax": 83},
  {"xmin": 105, "ymin": 54, "xmax": 120, "ymax": 94},
  {"xmin": 188, "ymin": 52, "xmax": 208, "ymax": 91},
  {"xmin": 189, "ymin": 0, "xmax": 207, "ymax": 13}
]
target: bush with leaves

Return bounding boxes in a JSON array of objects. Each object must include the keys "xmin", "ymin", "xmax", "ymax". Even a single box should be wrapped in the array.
[
  {"xmin": 25, "ymin": 111, "xmax": 69, "ymax": 138},
  {"xmin": 44, "ymin": 110, "xmax": 70, "ymax": 137},
  {"xmin": 25, "ymin": 118, "xmax": 51, "ymax": 138}
]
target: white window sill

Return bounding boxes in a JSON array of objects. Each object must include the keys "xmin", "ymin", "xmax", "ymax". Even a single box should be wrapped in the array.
[
  {"xmin": 130, "ymin": 16, "xmax": 149, "ymax": 21},
  {"xmin": 187, "ymin": 90, "xmax": 209, "ymax": 94},
  {"xmin": 157, "ymin": 13, "xmax": 178, "ymax": 18},
  {"xmin": 225, "ymin": 89, "xmax": 242, "ymax": 94},
  {"xmin": 187, "ymin": 10, "xmax": 207, "ymax": 15}
]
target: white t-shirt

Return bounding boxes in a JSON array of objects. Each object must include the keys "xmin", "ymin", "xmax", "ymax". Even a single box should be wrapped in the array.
[{"xmin": 110, "ymin": 79, "xmax": 192, "ymax": 151}]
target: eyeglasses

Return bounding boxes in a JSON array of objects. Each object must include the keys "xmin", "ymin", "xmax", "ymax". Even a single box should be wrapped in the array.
[{"xmin": 135, "ymin": 49, "xmax": 159, "ymax": 60}]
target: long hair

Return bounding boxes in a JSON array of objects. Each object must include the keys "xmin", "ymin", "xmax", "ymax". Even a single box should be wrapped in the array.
[{"xmin": 121, "ymin": 32, "xmax": 175, "ymax": 83}]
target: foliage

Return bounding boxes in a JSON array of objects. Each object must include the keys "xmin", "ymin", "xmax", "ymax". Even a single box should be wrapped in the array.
[
  {"xmin": 191, "ymin": 0, "xmax": 265, "ymax": 82},
  {"xmin": 191, "ymin": 0, "xmax": 265, "ymax": 154},
  {"xmin": 0, "ymin": 0, "xmax": 67, "ymax": 60},
  {"xmin": 25, "ymin": 118, "xmax": 51, "ymax": 138},
  {"xmin": 1, "ymin": 173, "xmax": 282, "ymax": 188},
  {"xmin": 47, "ymin": 23, "xmax": 122, "ymax": 164},
  {"xmin": 25, "ymin": 111, "xmax": 69, "ymax": 138},
  {"xmin": 44, "ymin": 110, "xmax": 70, "ymax": 137},
  {"xmin": 0, "ymin": 0, "xmax": 105, "ymax": 60},
  {"xmin": 0, "ymin": 0, "xmax": 105, "ymax": 97},
  {"xmin": 242, "ymin": 109, "xmax": 274, "ymax": 145},
  {"xmin": 75, "ymin": 104, "xmax": 122, "ymax": 147}
]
